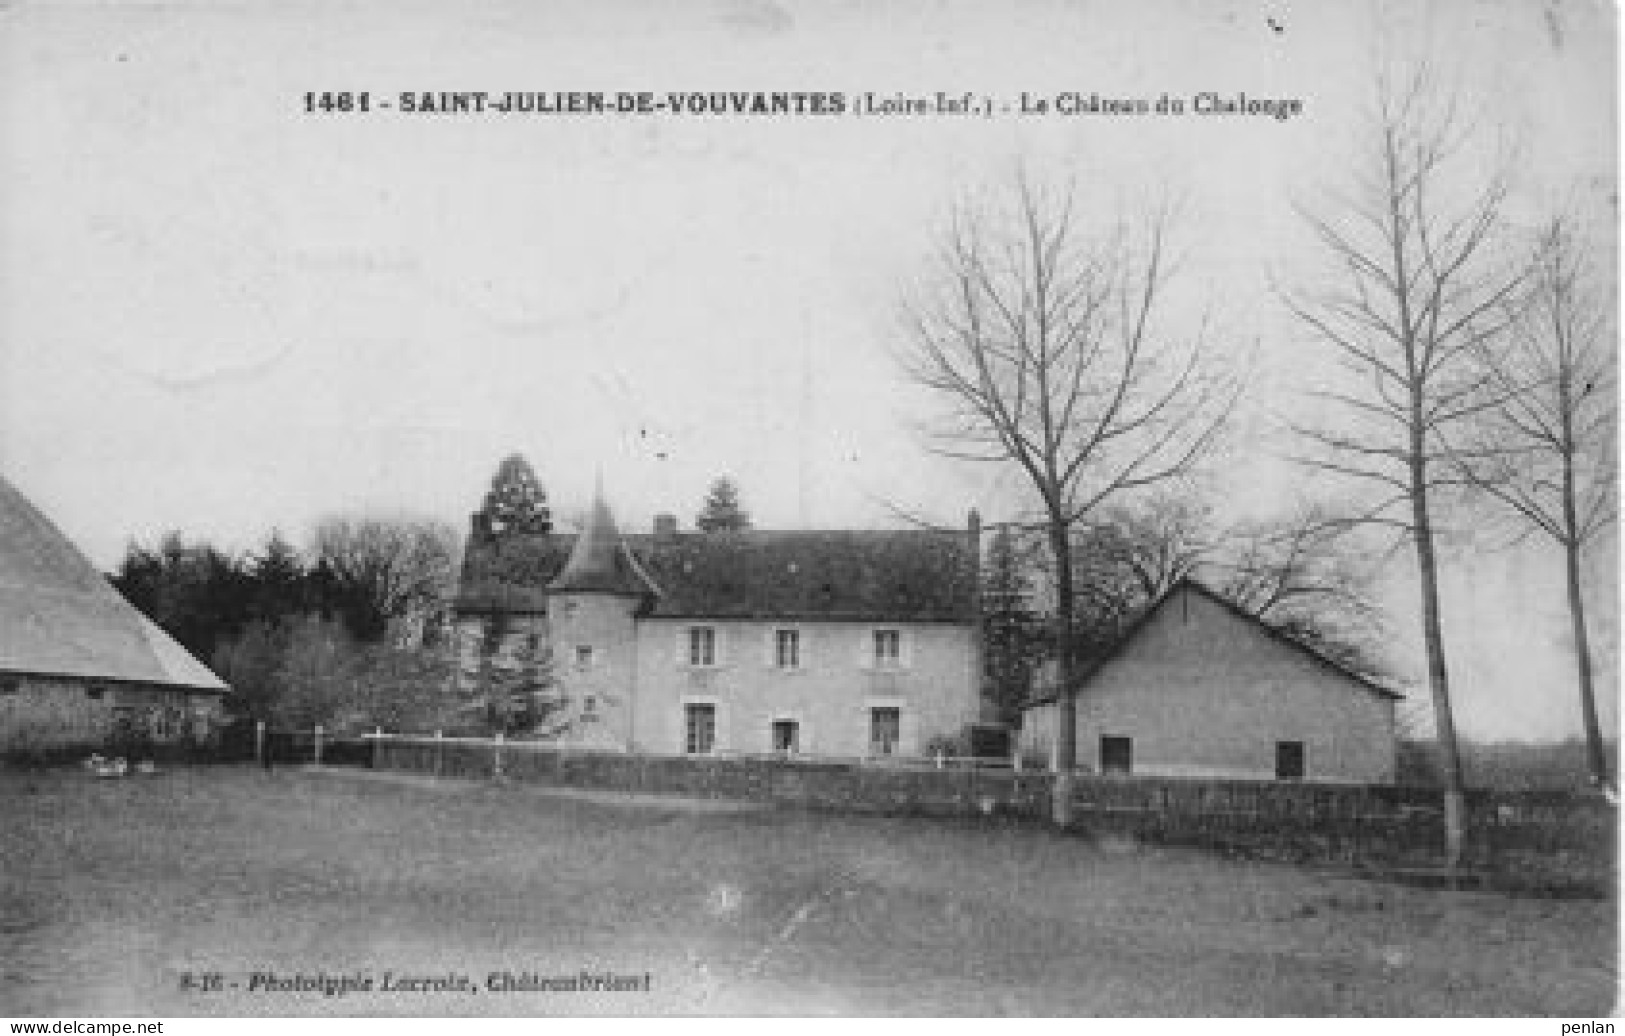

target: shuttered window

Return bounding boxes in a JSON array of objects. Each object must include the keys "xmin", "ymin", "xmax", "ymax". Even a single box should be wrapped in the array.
[
  {"xmin": 685, "ymin": 703, "xmax": 716, "ymax": 754},
  {"xmin": 775, "ymin": 629, "xmax": 800, "ymax": 669},
  {"xmin": 873, "ymin": 629, "xmax": 901, "ymax": 668},
  {"xmin": 687, "ymin": 627, "xmax": 716, "ymax": 667}
]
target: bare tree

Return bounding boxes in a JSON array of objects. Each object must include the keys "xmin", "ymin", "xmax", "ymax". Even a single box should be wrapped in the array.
[
  {"xmin": 1101, "ymin": 488, "xmax": 1214, "ymax": 601},
  {"xmin": 1285, "ymin": 72, "xmax": 1523, "ymax": 865},
  {"xmin": 902, "ymin": 173, "xmax": 1236, "ymax": 825},
  {"xmin": 310, "ymin": 515, "xmax": 460, "ymax": 646},
  {"xmin": 1214, "ymin": 503, "xmax": 1393, "ymax": 685},
  {"xmin": 1450, "ymin": 215, "xmax": 1617, "ymax": 791}
]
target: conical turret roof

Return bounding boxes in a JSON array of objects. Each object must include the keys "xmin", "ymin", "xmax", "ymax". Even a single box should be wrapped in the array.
[
  {"xmin": 546, "ymin": 491, "xmax": 661, "ymax": 598},
  {"xmin": 0, "ymin": 474, "xmax": 227, "ymax": 691}
]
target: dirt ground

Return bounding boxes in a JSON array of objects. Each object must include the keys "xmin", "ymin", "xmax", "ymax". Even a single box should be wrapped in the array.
[{"xmin": 0, "ymin": 765, "xmax": 1615, "ymax": 1017}]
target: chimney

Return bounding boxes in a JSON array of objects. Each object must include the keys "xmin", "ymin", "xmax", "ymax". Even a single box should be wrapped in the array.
[{"xmin": 652, "ymin": 513, "xmax": 678, "ymax": 539}]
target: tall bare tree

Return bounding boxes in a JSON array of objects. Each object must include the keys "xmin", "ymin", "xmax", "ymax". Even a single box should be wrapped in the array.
[
  {"xmin": 1286, "ymin": 72, "xmax": 1523, "ymax": 865},
  {"xmin": 902, "ymin": 173, "xmax": 1235, "ymax": 825},
  {"xmin": 1450, "ymin": 216, "xmax": 1617, "ymax": 790}
]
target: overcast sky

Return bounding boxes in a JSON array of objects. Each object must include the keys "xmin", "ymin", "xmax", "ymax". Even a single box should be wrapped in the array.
[{"xmin": 0, "ymin": 0, "xmax": 1615, "ymax": 740}]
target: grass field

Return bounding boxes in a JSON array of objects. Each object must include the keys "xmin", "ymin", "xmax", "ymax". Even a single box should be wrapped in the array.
[{"xmin": 1, "ymin": 765, "xmax": 1615, "ymax": 1017}]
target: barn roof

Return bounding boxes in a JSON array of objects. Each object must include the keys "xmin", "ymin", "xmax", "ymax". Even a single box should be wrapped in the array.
[
  {"xmin": 0, "ymin": 474, "xmax": 228, "ymax": 692},
  {"xmin": 1026, "ymin": 577, "xmax": 1402, "ymax": 706},
  {"xmin": 458, "ymin": 510, "xmax": 978, "ymax": 623}
]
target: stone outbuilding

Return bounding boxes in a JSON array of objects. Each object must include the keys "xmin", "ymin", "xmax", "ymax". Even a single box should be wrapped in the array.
[
  {"xmin": 0, "ymin": 474, "xmax": 229, "ymax": 755},
  {"xmin": 1020, "ymin": 579, "xmax": 1400, "ymax": 783}
]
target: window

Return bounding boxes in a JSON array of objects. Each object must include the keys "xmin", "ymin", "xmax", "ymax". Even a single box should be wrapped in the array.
[
  {"xmin": 1100, "ymin": 735, "xmax": 1132, "ymax": 775},
  {"xmin": 1276, "ymin": 741, "xmax": 1306, "ymax": 781},
  {"xmin": 872, "ymin": 629, "xmax": 901, "ymax": 668},
  {"xmin": 771, "ymin": 719, "xmax": 800, "ymax": 754},
  {"xmin": 574, "ymin": 645, "xmax": 594, "ymax": 669},
  {"xmin": 0, "ymin": 676, "xmax": 19, "ymax": 696},
  {"xmin": 685, "ymin": 703, "xmax": 716, "ymax": 755},
  {"xmin": 527, "ymin": 633, "xmax": 544, "ymax": 653},
  {"xmin": 775, "ymin": 629, "xmax": 800, "ymax": 669},
  {"xmin": 869, "ymin": 707, "xmax": 901, "ymax": 756},
  {"xmin": 86, "ymin": 685, "xmax": 106, "ymax": 700},
  {"xmin": 149, "ymin": 708, "xmax": 178, "ymax": 740},
  {"xmin": 582, "ymin": 694, "xmax": 597, "ymax": 715},
  {"xmin": 688, "ymin": 627, "xmax": 717, "ymax": 667}
]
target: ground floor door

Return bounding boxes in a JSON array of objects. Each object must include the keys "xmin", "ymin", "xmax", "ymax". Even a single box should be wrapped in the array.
[{"xmin": 1100, "ymin": 735, "xmax": 1132, "ymax": 775}]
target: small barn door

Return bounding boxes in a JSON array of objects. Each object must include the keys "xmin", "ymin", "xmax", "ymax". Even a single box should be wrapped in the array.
[
  {"xmin": 1275, "ymin": 741, "xmax": 1305, "ymax": 780},
  {"xmin": 1100, "ymin": 735, "xmax": 1132, "ymax": 775}
]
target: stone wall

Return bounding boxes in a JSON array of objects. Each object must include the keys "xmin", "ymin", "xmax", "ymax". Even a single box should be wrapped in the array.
[
  {"xmin": 0, "ymin": 675, "xmax": 225, "ymax": 753},
  {"xmin": 370, "ymin": 737, "xmax": 1614, "ymax": 891}
]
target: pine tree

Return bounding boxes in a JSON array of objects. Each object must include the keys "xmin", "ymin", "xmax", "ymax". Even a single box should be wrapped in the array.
[
  {"xmin": 695, "ymin": 476, "xmax": 751, "ymax": 532},
  {"xmin": 481, "ymin": 454, "xmax": 553, "ymax": 535},
  {"xmin": 982, "ymin": 527, "xmax": 1043, "ymax": 726}
]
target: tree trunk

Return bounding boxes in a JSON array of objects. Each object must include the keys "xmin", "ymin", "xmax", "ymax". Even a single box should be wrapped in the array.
[
  {"xmin": 1565, "ymin": 536, "xmax": 1610, "ymax": 791},
  {"xmin": 1410, "ymin": 466, "xmax": 1468, "ymax": 868},
  {"xmin": 1050, "ymin": 522, "xmax": 1076, "ymax": 828},
  {"xmin": 1554, "ymin": 384, "xmax": 1612, "ymax": 793}
]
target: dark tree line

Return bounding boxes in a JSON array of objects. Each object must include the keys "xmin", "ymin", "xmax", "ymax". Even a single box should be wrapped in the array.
[
  {"xmin": 111, "ymin": 517, "xmax": 460, "ymax": 729},
  {"xmin": 112, "ymin": 522, "xmax": 457, "ymax": 663}
]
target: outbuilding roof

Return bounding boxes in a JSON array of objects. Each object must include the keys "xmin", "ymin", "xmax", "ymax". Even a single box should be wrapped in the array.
[
  {"xmin": 1026, "ymin": 577, "xmax": 1402, "ymax": 705},
  {"xmin": 0, "ymin": 474, "xmax": 228, "ymax": 691}
]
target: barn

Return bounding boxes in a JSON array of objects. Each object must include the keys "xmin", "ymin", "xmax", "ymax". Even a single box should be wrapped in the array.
[
  {"xmin": 1021, "ymin": 578, "xmax": 1400, "ymax": 783},
  {"xmin": 0, "ymin": 474, "xmax": 229, "ymax": 756}
]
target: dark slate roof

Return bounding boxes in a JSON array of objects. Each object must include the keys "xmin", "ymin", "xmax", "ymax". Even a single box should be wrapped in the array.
[
  {"xmin": 458, "ymin": 534, "xmax": 571, "ymax": 613},
  {"xmin": 458, "ymin": 520, "xmax": 977, "ymax": 623},
  {"xmin": 547, "ymin": 495, "xmax": 662, "ymax": 598},
  {"xmin": 1026, "ymin": 577, "xmax": 1402, "ymax": 705},
  {"xmin": 0, "ymin": 474, "xmax": 228, "ymax": 691}
]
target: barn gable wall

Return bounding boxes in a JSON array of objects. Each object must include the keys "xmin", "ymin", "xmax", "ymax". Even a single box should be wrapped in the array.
[{"xmin": 1024, "ymin": 585, "xmax": 1396, "ymax": 782}]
